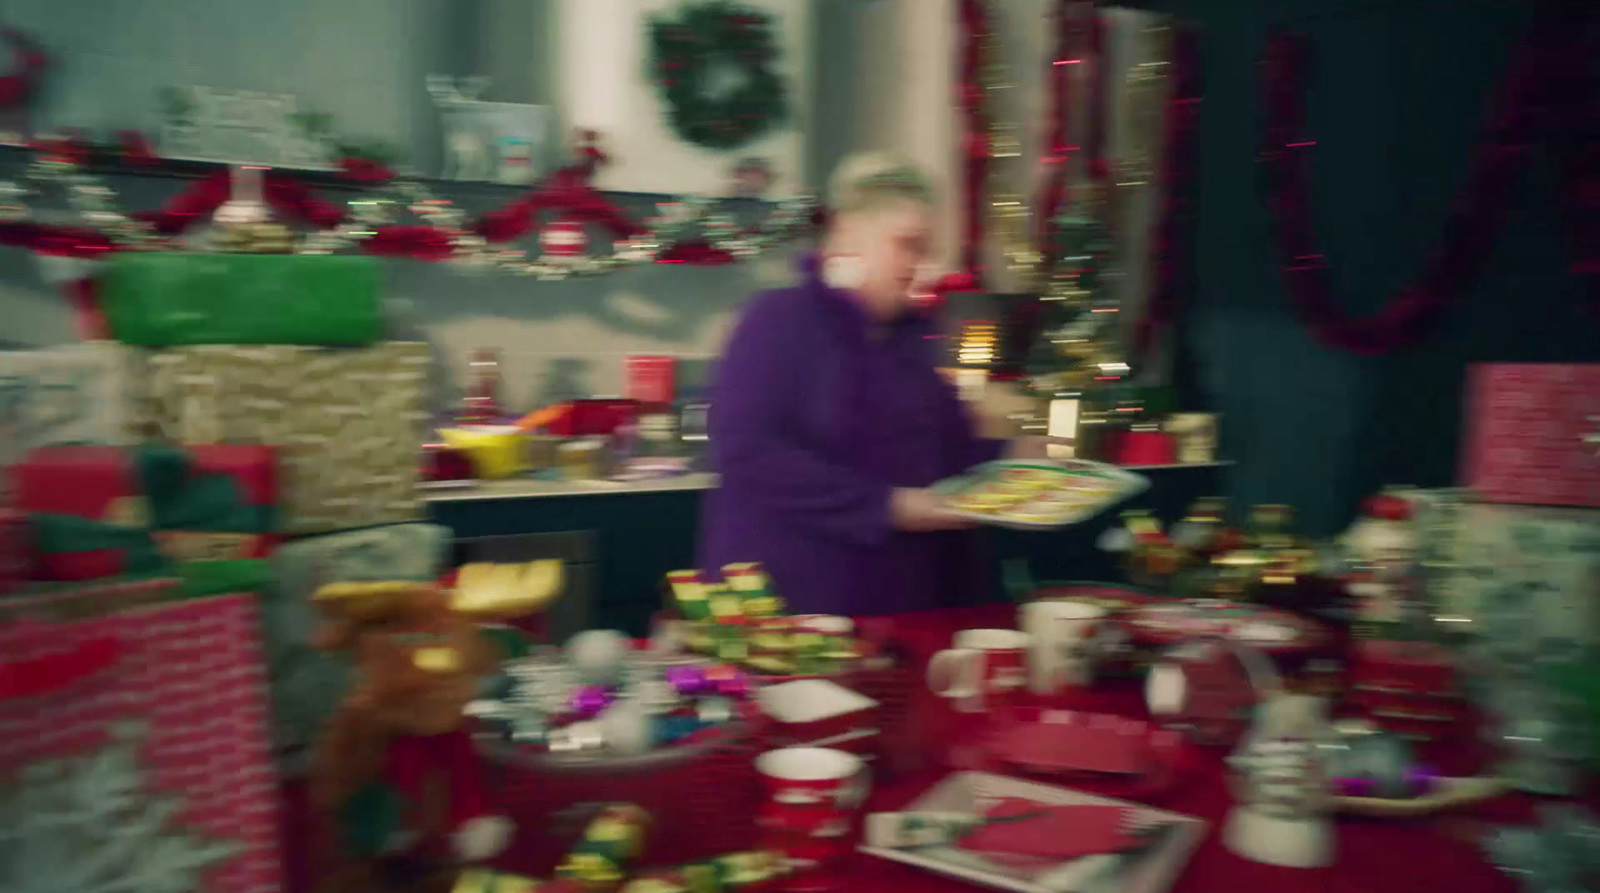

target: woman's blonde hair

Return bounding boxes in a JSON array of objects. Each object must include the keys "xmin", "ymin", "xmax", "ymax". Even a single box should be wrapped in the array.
[{"xmin": 827, "ymin": 151, "xmax": 935, "ymax": 215}]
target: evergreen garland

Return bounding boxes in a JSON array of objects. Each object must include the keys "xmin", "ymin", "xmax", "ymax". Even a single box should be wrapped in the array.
[{"xmin": 647, "ymin": 1, "xmax": 789, "ymax": 151}]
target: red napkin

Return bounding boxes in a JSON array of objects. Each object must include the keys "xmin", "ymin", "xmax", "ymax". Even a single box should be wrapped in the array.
[
  {"xmin": 993, "ymin": 719, "xmax": 1149, "ymax": 775},
  {"xmin": 958, "ymin": 798, "xmax": 1149, "ymax": 860}
]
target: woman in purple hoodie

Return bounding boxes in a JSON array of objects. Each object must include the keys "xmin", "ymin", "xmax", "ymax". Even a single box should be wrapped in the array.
[{"xmin": 698, "ymin": 152, "xmax": 1050, "ymax": 615}]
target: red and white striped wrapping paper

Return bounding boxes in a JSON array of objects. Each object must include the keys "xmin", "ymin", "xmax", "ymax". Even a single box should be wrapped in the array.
[
  {"xmin": 0, "ymin": 593, "xmax": 282, "ymax": 893},
  {"xmin": 1460, "ymin": 363, "xmax": 1600, "ymax": 508}
]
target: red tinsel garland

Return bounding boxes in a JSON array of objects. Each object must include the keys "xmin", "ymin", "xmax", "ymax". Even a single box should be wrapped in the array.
[
  {"xmin": 1258, "ymin": 3, "xmax": 1596, "ymax": 354},
  {"xmin": 1134, "ymin": 27, "xmax": 1203, "ymax": 360},
  {"xmin": 0, "ymin": 29, "xmax": 47, "ymax": 109}
]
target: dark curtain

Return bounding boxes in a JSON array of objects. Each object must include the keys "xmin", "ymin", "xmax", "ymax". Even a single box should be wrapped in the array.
[{"xmin": 1143, "ymin": 0, "xmax": 1594, "ymax": 533}]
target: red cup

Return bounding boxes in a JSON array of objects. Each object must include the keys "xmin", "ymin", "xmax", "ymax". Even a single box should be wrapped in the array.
[
  {"xmin": 755, "ymin": 746, "xmax": 871, "ymax": 874},
  {"xmin": 926, "ymin": 628, "xmax": 1031, "ymax": 713}
]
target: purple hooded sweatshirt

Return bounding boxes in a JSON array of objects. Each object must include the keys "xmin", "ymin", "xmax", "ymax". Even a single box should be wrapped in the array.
[{"xmin": 697, "ymin": 255, "xmax": 1004, "ymax": 616}]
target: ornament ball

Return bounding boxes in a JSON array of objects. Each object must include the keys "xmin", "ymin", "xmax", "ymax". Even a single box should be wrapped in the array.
[
  {"xmin": 666, "ymin": 664, "xmax": 711, "ymax": 696},
  {"xmin": 567, "ymin": 684, "xmax": 613, "ymax": 719},
  {"xmin": 598, "ymin": 702, "xmax": 655, "ymax": 756},
  {"xmin": 567, "ymin": 629, "xmax": 631, "ymax": 687}
]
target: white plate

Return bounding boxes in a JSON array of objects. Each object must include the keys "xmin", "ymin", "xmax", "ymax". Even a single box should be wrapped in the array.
[{"xmin": 859, "ymin": 771, "xmax": 1205, "ymax": 893}]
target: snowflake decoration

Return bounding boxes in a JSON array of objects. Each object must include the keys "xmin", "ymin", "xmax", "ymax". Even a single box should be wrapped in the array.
[{"xmin": 0, "ymin": 721, "xmax": 241, "ymax": 893}]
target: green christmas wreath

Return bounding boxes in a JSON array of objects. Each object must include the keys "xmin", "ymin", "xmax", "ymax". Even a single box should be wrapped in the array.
[{"xmin": 647, "ymin": 1, "xmax": 790, "ymax": 151}]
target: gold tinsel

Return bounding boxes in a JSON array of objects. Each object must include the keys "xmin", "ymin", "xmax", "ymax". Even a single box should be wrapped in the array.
[{"xmin": 968, "ymin": 4, "xmax": 1175, "ymax": 443}]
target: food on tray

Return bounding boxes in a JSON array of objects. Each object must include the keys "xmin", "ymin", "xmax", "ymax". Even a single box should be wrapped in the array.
[{"xmin": 935, "ymin": 461, "xmax": 1149, "ymax": 528}]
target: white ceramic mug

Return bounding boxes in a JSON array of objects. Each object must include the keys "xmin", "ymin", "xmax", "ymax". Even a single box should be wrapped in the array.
[
  {"xmin": 1018, "ymin": 600, "xmax": 1117, "ymax": 694},
  {"xmin": 926, "ymin": 629, "xmax": 1031, "ymax": 713}
]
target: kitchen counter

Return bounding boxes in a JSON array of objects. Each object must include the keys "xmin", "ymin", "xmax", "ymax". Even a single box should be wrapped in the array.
[
  {"xmin": 421, "ymin": 463, "xmax": 1230, "ymax": 503},
  {"xmin": 423, "ymin": 462, "xmax": 1234, "ymax": 636},
  {"xmin": 421, "ymin": 472, "xmax": 718, "ymax": 503}
]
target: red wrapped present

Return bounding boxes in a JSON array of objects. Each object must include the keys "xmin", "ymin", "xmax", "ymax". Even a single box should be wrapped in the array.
[
  {"xmin": 0, "ymin": 589, "xmax": 283, "ymax": 893},
  {"xmin": 0, "ymin": 509, "xmax": 27, "ymax": 596},
  {"xmin": 14, "ymin": 444, "xmax": 278, "ymax": 581},
  {"xmin": 1347, "ymin": 640, "xmax": 1468, "ymax": 742},
  {"xmin": 1460, "ymin": 363, "xmax": 1600, "ymax": 508}
]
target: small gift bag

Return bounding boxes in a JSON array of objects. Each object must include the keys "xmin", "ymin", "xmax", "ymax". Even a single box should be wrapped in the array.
[{"xmin": 0, "ymin": 585, "xmax": 283, "ymax": 893}]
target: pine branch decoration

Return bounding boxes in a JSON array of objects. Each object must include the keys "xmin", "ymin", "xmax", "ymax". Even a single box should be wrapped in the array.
[{"xmin": 0, "ymin": 722, "xmax": 242, "ymax": 893}]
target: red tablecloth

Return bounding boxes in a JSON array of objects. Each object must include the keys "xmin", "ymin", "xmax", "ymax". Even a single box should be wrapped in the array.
[
  {"xmin": 279, "ymin": 603, "xmax": 1555, "ymax": 893},
  {"xmin": 845, "ymin": 604, "xmax": 1539, "ymax": 893}
]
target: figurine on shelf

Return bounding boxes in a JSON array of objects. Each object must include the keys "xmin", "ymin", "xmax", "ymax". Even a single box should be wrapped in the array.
[
  {"xmin": 211, "ymin": 164, "xmax": 295, "ymax": 253},
  {"xmin": 308, "ymin": 581, "xmax": 515, "ymax": 891},
  {"xmin": 1222, "ymin": 690, "xmax": 1335, "ymax": 868}
]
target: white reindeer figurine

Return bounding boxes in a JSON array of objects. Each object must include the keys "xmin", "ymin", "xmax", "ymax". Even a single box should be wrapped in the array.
[{"xmin": 428, "ymin": 75, "xmax": 493, "ymax": 182}]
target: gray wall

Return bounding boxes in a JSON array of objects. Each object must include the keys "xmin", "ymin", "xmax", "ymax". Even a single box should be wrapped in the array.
[{"xmin": 0, "ymin": 0, "xmax": 864, "ymax": 405}]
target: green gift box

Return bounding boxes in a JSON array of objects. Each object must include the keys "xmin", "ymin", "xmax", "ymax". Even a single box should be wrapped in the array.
[{"xmin": 104, "ymin": 252, "xmax": 383, "ymax": 347}]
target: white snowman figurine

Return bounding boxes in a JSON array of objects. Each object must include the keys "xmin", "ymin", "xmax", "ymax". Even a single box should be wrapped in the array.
[{"xmin": 1223, "ymin": 690, "xmax": 1335, "ymax": 868}]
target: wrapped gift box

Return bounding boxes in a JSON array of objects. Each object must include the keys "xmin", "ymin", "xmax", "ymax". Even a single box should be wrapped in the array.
[
  {"xmin": 132, "ymin": 343, "xmax": 431, "ymax": 534},
  {"xmin": 0, "ymin": 508, "xmax": 28, "ymax": 595},
  {"xmin": 0, "ymin": 589, "xmax": 283, "ymax": 893},
  {"xmin": 104, "ymin": 251, "xmax": 384, "ymax": 347},
  {"xmin": 1460, "ymin": 363, "xmax": 1600, "ymax": 508},
  {"xmin": 1347, "ymin": 640, "xmax": 1467, "ymax": 742},
  {"xmin": 0, "ymin": 342, "xmax": 138, "ymax": 477},
  {"xmin": 1435, "ymin": 501, "xmax": 1600, "ymax": 659},
  {"xmin": 14, "ymin": 445, "xmax": 278, "ymax": 582}
]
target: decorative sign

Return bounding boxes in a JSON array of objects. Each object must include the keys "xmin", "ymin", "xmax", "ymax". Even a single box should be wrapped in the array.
[
  {"xmin": 427, "ymin": 76, "xmax": 552, "ymax": 185},
  {"xmin": 159, "ymin": 86, "xmax": 332, "ymax": 169}
]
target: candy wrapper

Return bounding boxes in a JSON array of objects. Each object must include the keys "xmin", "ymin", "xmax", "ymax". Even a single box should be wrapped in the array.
[
  {"xmin": 621, "ymin": 851, "xmax": 790, "ymax": 893},
  {"xmin": 668, "ymin": 565, "xmax": 863, "ymax": 676},
  {"xmin": 555, "ymin": 804, "xmax": 653, "ymax": 890}
]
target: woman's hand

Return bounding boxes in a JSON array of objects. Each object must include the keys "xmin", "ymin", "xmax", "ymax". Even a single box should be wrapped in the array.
[
  {"xmin": 890, "ymin": 488, "xmax": 973, "ymax": 532},
  {"xmin": 1003, "ymin": 436, "xmax": 1070, "ymax": 461}
]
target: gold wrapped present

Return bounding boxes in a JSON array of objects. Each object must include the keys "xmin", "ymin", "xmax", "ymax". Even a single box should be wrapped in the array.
[{"xmin": 128, "ymin": 343, "xmax": 431, "ymax": 534}]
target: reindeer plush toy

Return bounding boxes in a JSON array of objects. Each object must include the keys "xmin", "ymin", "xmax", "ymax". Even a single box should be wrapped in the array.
[{"xmin": 309, "ymin": 581, "xmax": 514, "ymax": 887}]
